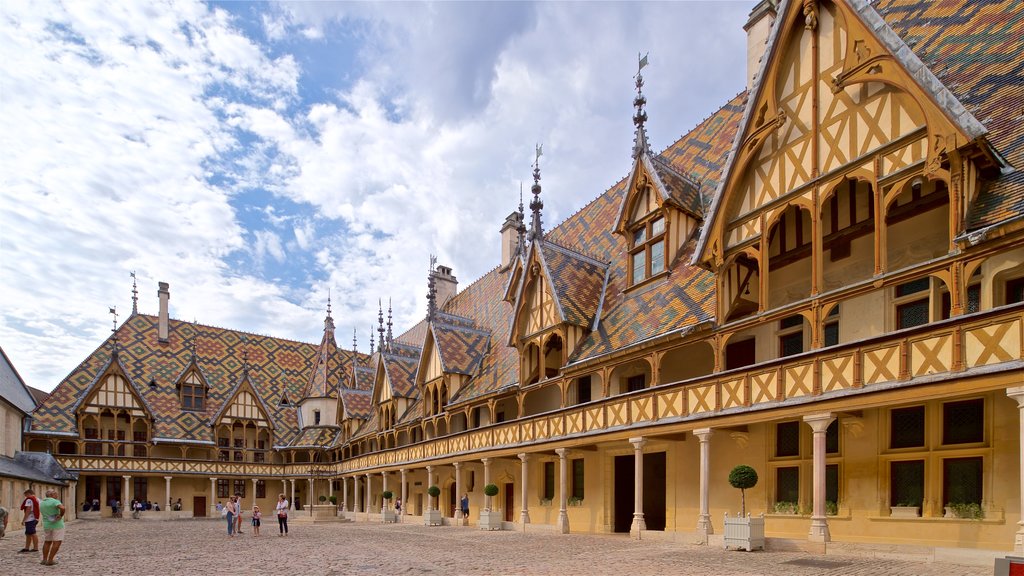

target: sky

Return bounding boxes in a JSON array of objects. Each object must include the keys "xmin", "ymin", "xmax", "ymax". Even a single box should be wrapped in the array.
[{"xmin": 0, "ymin": 1, "xmax": 750, "ymax": 392}]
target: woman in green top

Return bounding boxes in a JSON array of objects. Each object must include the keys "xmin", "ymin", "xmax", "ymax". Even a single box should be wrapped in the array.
[{"xmin": 40, "ymin": 489, "xmax": 65, "ymax": 567}]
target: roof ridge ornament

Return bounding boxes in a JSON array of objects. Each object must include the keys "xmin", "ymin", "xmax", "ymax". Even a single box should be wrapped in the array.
[
  {"xmin": 517, "ymin": 183, "xmax": 527, "ymax": 257},
  {"xmin": 130, "ymin": 271, "xmax": 138, "ymax": 315},
  {"xmin": 377, "ymin": 299, "xmax": 385, "ymax": 354},
  {"xmin": 369, "ymin": 325, "xmax": 375, "ymax": 356},
  {"xmin": 632, "ymin": 51, "xmax": 650, "ymax": 159},
  {"xmin": 386, "ymin": 298, "xmax": 393, "ymax": 351},
  {"xmin": 324, "ymin": 289, "xmax": 335, "ymax": 332},
  {"xmin": 426, "ymin": 254, "xmax": 438, "ymax": 322},
  {"xmin": 529, "ymin": 144, "xmax": 544, "ymax": 242},
  {"xmin": 108, "ymin": 305, "xmax": 119, "ymax": 357}
]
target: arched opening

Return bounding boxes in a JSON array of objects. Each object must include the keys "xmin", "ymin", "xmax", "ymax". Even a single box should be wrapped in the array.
[
  {"xmin": 767, "ymin": 204, "xmax": 812, "ymax": 309},
  {"xmin": 522, "ymin": 382, "xmax": 562, "ymax": 416},
  {"xmin": 57, "ymin": 441, "xmax": 77, "ymax": 455},
  {"xmin": 821, "ymin": 178, "xmax": 875, "ymax": 291},
  {"xmin": 569, "ymin": 373, "xmax": 602, "ymax": 405},
  {"xmin": 449, "ymin": 412, "xmax": 467, "ymax": 434},
  {"xmin": 435, "ymin": 418, "xmax": 449, "ymax": 437},
  {"xmin": 658, "ymin": 342, "xmax": 715, "ymax": 384},
  {"xmin": 543, "ymin": 333, "xmax": 563, "ymax": 379},
  {"xmin": 492, "ymin": 396, "xmax": 518, "ymax": 423},
  {"xmin": 397, "ymin": 429, "xmax": 410, "ymax": 446},
  {"xmin": 609, "ymin": 359, "xmax": 652, "ymax": 395},
  {"xmin": 885, "ymin": 177, "xmax": 949, "ymax": 272},
  {"xmin": 722, "ymin": 253, "xmax": 760, "ymax": 322},
  {"xmin": 522, "ymin": 342, "xmax": 542, "ymax": 385},
  {"xmin": 131, "ymin": 419, "xmax": 149, "ymax": 457},
  {"xmin": 470, "ymin": 405, "xmax": 491, "ymax": 428}
]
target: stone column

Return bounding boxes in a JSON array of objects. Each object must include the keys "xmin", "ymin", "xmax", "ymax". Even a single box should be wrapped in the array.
[
  {"xmin": 365, "ymin": 473, "xmax": 372, "ymax": 514},
  {"xmin": 629, "ymin": 437, "xmax": 647, "ymax": 537},
  {"xmin": 210, "ymin": 477, "xmax": 218, "ymax": 516},
  {"xmin": 329, "ymin": 478, "xmax": 334, "ymax": 498},
  {"xmin": 555, "ymin": 448, "xmax": 570, "ymax": 534},
  {"xmin": 308, "ymin": 478, "xmax": 314, "ymax": 512},
  {"xmin": 381, "ymin": 471, "xmax": 388, "ymax": 514},
  {"xmin": 164, "ymin": 476, "xmax": 172, "ymax": 511},
  {"xmin": 354, "ymin": 475, "xmax": 362, "ymax": 513},
  {"xmin": 290, "ymin": 479, "xmax": 296, "ymax": 510},
  {"xmin": 400, "ymin": 469, "xmax": 408, "ymax": 520},
  {"xmin": 518, "ymin": 453, "xmax": 531, "ymax": 525},
  {"xmin": 341, "ymin": 477, "xmax": 348, "ymax": 513},
  {"xmin": 694, "ymin": 428, "xmax": 714, "ymax": 538},
  {"xmin": 251, "ymin": 478, "xmax": 258, "ymax": 507},
  {"xmin": 426, "ymin": 466, "xmax": 435, "ymax": 511},
  {"xmin": 1008, "ymin": 386, "xmax": 1024, "ymax": 555},
  {"xmin": 454, "ymin": 462, "xmax": 464, "ymax": 520},
  {"xmin": 482, "ymin": 458, "xmax": 492, "ymax": 511},
  {"xmin": 804, "ymin": 413, "xmax": 836, "ymax": 542},
  {"xmin": 122, "ymin": 475, "xmax": 131, "ymax": 514},
  {"xmin": 280, "ymin": 479, "xmax": 287, "ymax": 504}
]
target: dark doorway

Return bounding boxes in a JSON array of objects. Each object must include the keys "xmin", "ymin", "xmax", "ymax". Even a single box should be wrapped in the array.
[
  {"xmin": 85, "ymin": 476, "xmax": 101, "ymax": 507},
  {"xmin": 449, "ymin": 483, "xmax": 457, "ymax": 517},
  {"xmin": 107, "ymin": 476, "xmax": 122, "ymax": 508},
  {"xmin": 613, "ymin": 452, "xmax": 667, "ymax": 533},
  {"xmin": 726, "ymin": 338, "xmax": 756, "ymax": 370},
  {"xmin": 504, "ymin": 483, "xmax": 515, "ymax": 522},
  {"xmin": 193, "ymin": 496, "xmax": 206, "ymax": 517}
]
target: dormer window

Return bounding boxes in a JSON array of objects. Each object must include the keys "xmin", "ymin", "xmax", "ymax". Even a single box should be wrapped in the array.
[
  {"xmin": 630, "ymin": 215, "xmax": 666, "ymax": 285},
  {"xmin": 179, "ymin": 372, "xmax": 206, "ymax": 411}
]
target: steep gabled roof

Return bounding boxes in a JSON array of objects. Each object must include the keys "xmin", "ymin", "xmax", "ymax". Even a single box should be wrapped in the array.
[
  {"xmin": 289, "ymin": 426, "xmax": 339, "ymax": 449},
  {"xmin": 380, "ymin": 342, "xmax": 421, "ymax": 398},
  {"xmin": 339, "ymin": 388, "xmax": 372, "ymax": 419},
  {"xmin": 430, "ymin": 313, "xmax": 490, "ymax": 376},
  {"xmin": 539, "ymin": 241, "xmax": 610, "ymax": 329},
  {"xmin": 0, "ymin": 345, "xmax": 36, "ymax": 414}
]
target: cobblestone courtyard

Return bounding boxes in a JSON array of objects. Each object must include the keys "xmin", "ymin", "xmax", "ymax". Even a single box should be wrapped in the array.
[{"xmin": 1, "ymin": 519, "xmax": 991, "ymax": 576}]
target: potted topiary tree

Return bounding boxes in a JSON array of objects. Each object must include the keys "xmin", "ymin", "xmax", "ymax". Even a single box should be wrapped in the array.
[
  {"xmin": 724, "ymin": 465, "xmax": 764, "ymax": 551},
  {"xmin": 424, "ymin": 485, "xmax": 442, "ymax": 526},
  {"xmin": 479, "ymin": 484, "xmax": 502, "ymax": 530},
  {"xmin": 381, "ymin": 490, "xmax": 397, "ymax": 523}
]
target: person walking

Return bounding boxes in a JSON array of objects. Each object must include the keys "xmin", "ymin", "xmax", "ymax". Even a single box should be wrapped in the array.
[
  {"xmin": 39, "ymin": 489, "xmax": 65, "ymax": 567},
  {"xmin": 251, "ymin": 505, "xmax": 261, "ymax": 537},
  {"xmin": 460, "ymin": 493, "xmax": 470, "ymax": 519},
  {"xmin": 275, "ymin": 493, "xmax": 289, "ymax": 536},
  {"xmin": 19, "ymin": 489, "xmax": 40, "ymax": 553},
  {"xmin": 225, "ymin": 496, "xmax": 236, "ymax": 537}
]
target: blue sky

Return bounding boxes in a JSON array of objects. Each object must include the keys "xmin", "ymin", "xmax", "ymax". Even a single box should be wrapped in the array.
[{"xmin": 0, "ymin": 1, "xmax": 750, "ymax": 391}]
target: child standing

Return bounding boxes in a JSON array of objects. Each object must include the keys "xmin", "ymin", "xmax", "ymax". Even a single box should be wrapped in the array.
[{"xmin": 251, "ymin": 505, "xmax": 261, "ymax": 537}]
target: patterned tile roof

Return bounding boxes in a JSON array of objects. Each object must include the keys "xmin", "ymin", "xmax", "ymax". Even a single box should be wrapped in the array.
[
  {"xmin": 431, "ymin": 318, "xmax": 490, "ymax": 376},
  {"xmin": 873, "ymin": 0, "xmax": 1024, "ymax": 230},
  {"xmin": 539, "ymin": 241, "xmax": 610, "ymax": 329},
  {"xmin": 301, "ymin": 316, "xmax": 343, "ymax": 399},
  {"xmin": 339, "ymin": 388, "xmax": 372, "ymax": 419},
  {"xmin": 381, "ymin": 342, "xmax": 421, "ymax": 398},
  {"xmin": 395, "ymin": 396, "xmax": 423, "ymax": 426},
  {"xmin": 29, "ymin": 314, "xmax": 368, "ymax": 446},
  {"xmin": 289, "ymin": 426, "xmax": 339, "ymax": 449},
  {"xmin": 647, "ymin": 154, "xmax": 704, "ymax": 217}
]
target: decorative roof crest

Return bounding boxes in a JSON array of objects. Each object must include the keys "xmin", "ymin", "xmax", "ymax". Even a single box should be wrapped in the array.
[
  {"xmin": 632, "ymin": 52, "xmax": 650, "ymax": 159},
  {"xmin": 529, "ymin": 144, "xmax": 544, "ymax": 241},
  {"xmin": 130, "ymin": 271, "xmax": 138, "ymax": 315}
]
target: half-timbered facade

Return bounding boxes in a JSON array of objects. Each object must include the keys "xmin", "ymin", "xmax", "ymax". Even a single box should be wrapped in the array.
[{"xmin": 24, "ymin": 0, "xmax": 1024, "ymax": 555}]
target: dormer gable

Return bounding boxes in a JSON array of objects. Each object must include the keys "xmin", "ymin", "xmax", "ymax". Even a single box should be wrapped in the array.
[
  {"xmin": 74, "ymin": 350, "xmax": 153, "ymax": 421},
  {"xmin": 172, "ymin": 354, "xmax": 210, "ymax": 413},
  {"xmin": 212, "ymin": 373, "xmax": 275, "ymax": 430}
]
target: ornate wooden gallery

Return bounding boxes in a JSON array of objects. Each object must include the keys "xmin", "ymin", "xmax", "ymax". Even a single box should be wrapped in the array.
[{"xmin": 24, "ymin": 0, "xmax": 1024, "ymax": 554}]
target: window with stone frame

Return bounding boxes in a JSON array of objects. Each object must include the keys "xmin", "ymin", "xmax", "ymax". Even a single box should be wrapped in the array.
[
  {"xmin": 1003, "ymin": 276, "xmax": 1024, "ymax": 305},
  {"xmin": 823, "ymin": 305, "xmax": 840, "ymax": 347},
  {"xmin": 179, "ymin": 371, "xmax": 206, "ymax": 411},
  {"xmin": 629, "ymin": 214, "xmax": 666, "ymax": 285},
  {"xmin": 543, "ymin": 461, "xmax": 555, "ymax": 501},
  {"xmin": 256, "ymin": 480, "xmax": 266, "ymax": 499},
  {"xmin": 217, "ymin": 479, "xmax": 230, "ymax": 499},
  {"xmin": 571, "ymin": 459, "xmax": 585, "ymax": 500},
  {"xmin": 232, "ymin": 480, "xmax": 246, "ymax": 498},
  {"xmin": 778, "ymin": 315, "xmax": 804, "ymax": 357}
]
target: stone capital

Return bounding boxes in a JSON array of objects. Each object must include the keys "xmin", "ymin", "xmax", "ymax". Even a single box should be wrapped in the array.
[
  {"xmin": 629, "ymin": 437, "xmax": 647, "ymax": 450},
  {"xmin": 694, "ymin": 428, "xmax": 714, "ymax": 442},
  {"xmin": 518, "ymin": 453, "xmax": 530, "ymax": 463},
  {"xmin": 1007, "ymin": 386, "xmax": 1024, "ymax": 407},
  {"xmin": 481, "ymin": 457, "xmax": 492, "ymax": 465},
  {"xmin": 163, "ymin": 476, "xmax": 173, "ymax": 480},
  {"xmin": 803, "ymin": 412, "xmax": 836, "ymax": 433},
  {"xmin": 122, "ymin": 475, "xmax": 132, "ymax": 480},
  {"xmin": 453, "ymin": 462, "xmax": 463, "ymax": 470},
  {"xmin": 554, "ymin": 448, "xmax": 569, "ymax": 459}
]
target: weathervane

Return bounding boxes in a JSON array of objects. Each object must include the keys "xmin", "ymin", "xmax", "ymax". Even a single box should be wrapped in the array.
[
  {"xmin": 130, "ymin": 271, "xmax": 138, "ymax": 315},
  {"xmin": 109, "ymin": 305, "xmax": 119, "ymax": 354},
  {"xmin": 529, "ymin": 144, "xmax": 544, "ymax": 241},
  {"xmin": 632, "ymin": 51, "xmax": 650, "ymax": 159},
  {"xmin": 426, "ymin": 254, "xmax": 438, "ymax": 321}
]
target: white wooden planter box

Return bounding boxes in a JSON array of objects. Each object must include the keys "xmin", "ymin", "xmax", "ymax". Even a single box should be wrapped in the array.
[
  {"xmin": 383, "ymin": 509, "xmax": 398, "ymax": 523},
  {"xmin": 424, "ymin": 509, "xmax": 443, "ymax": 526},
  {"xmin": 889, "ymin": 506, "xmax": 921, "ymax": 518},
  {"xmin": 723, "ymin": 514, "xmax": 765, "ymax": 551},
  {"xmin": 478, "ymin": 510, "xmax": 503, "ymax": 531}
]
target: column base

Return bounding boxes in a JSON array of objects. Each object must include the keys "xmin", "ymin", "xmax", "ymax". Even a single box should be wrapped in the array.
[
  {"xmin": 556, "ymin": 510, "xmax": 570, "ymax": 534},
  {"xmin": 629, "ymin": 514, "xmax": 646, "ymax": 539},
  {"xmin": 520, "ymin": 511, "xmax": 531, "ymax": 525},
  {"xmin": 1014, "ymin": 525, "xmax": 1023, "ymax": 555},
  {"xmin": 808, "ymin": 516, "xmax": 831, "ymax": 543},
  {"xmin": 696, "ymin": 514, "xmax": 713, "ymax": 544}
]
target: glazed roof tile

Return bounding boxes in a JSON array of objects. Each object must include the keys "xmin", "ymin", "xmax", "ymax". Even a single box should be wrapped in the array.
[
  {"xmin": 431, "ymin": 320, "xmax": 490, "ymax": 376},
  {"xmin": 290, "ymin": 426, "xmax": 339, "ymax": 448},
  {"xmin": 339, "ymin": 388, "xmax": 372, "ymax": 419},
  {"xmin": 539, "ymin": 241, "xmax": 610, "ymax": 329}
]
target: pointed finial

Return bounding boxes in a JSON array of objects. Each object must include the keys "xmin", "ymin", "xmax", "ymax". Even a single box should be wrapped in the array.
[
  {"xmin": 109, "ymin": 306, "xmax": 119, "ymax": 355},
  {"xmin": 327, "ymin": 288, "xmax": 333, "ymax": 317},
  {"xmin": 632, "ymin": 52, "xmax": 650, "ymax": 159},
  {"xmin": 426, "ymin": 254, "xmax": 438, "ymax": 321},
  {"xmin": 386, "ymin": 298, "xmax": 393, "ymax": 350},
  {"xmin": 323, "ymin": 289, "xmax": 335, "ymax": 332},
  {"xmin": 517, "ymin": 184, "xmax": 527, "ymax": 255},
  {"xmin": 130, "ymin": 271, "xmax": 138, "ymax": 315},
  {"xmin": 352, "ymin": 327, "xmax": 358, "ymax": 354},
  {"xmin": 369, "ymin": 326, "xmax": 375, "ymax": 355},
  {"xmin": 377, "ymin": 299, "xmax": 385, "ymax": 353},
  {"xmin": 529, "ymin": 144, "xmax": 544, "ymax": 241}
]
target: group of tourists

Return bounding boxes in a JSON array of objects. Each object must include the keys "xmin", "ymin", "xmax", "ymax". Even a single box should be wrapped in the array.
[
  {"xmin": 220, "ymin": 493, "xmax": 291, "ymax": 537},
  {"xmin": 2, "ymin": 489, "xmax": 65, "ymax": 567}
]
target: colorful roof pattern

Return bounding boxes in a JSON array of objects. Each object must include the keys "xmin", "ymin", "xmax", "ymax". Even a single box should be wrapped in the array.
[
  {"xmin": 30, "ymin": 314, "xmax": 368, "ymax": 446},
  {"xmin": 290, "ymin": 426, "xmax": 339, "ymax": 449},
  {"xmin": 430, "ymin": 316, "xmax": 490, "ymax": 376},
  {"xmin": 380, "ymin": 342, "xmax": 421, "ymax": 398},
  {"xmin": 873, "ymin": 0, "xmax": 1024, "ymax": 231},
  {"xmin": 646, "ymin": 154, "xmax": 704, "ymax": 217},
  {"xmin": 339, "ymin": 388, "xmax": 372, "ymax": 419},
  {"xmin": 539, "ymin": 241, "xmax": 610, "ymax": 329},
  {"xmin": 301, "ymin": 314, "xmax": 342, "ymax": 399}
]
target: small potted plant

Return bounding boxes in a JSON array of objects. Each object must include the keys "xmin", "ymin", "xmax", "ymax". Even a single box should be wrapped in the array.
[
  {"xmin": 319, "ymin": 495, "xmax": 327, "ymax": 503},
  {"xmin": 890, "ymin": 500, "xmax": 921, "ymax": 518},
  {"xmin": 772, "ymin": 501, "xmax": 798, "ymax": 515},
  {"xmin": 944, "ymin": 502, "xmax": 984, "ymax": 519},
  {"xmin": 479, "ymin": 484, "xmax": 502, "ymax": 530},
  {"xmin": 382, "ymin": 490, "xmax": 397, "ymax": 523},
  {"xmin": 724, "ymin": 465, "xmax": 764, "ymax": 551},
  {"xmin": 424, "ymin": 485, "xmax": 442, "ymax": 526}
]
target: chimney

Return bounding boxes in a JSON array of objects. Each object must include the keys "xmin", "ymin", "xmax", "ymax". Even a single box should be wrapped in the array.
[
  {"xmin": 744, "ymin": 0, "xmax": 778, "ymax": 90},
  {"xmin": 157, "ymin": 282, "xmax": 170, "ymax": 342},
  {"xmin": 500, "ymin": 211, "xmax": 522, "ymax": 269},
  {"xmin": 434, "ymin": 265, "xmax": 458, "ymax": 308}
]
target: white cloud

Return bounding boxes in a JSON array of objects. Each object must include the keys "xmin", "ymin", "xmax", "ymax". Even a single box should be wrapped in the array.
[{"xmin": 1, "ymin": 0, "xmax": 750, "ymax": 391}]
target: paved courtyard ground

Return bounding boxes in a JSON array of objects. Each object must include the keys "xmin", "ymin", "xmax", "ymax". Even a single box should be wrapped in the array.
[{"xmin": 1, "ymin": 519, "xmax": 992, "ymax": 576}]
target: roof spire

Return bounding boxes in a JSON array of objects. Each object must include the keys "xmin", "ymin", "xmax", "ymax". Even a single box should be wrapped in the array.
[
  {"xmin": 324, "ymin": 290, "xmax": 335, "ymax": 332},
  {"xmin": 369, "ymin": 326, "xmax": 375, "ymax": 355},
  {"xmin": 426, "ymin": 254, "xmax": 438, "ymax": 321},
  {"xmin": 517, "ymin": 183, "xmax": 527, "ymax": 256},
  {"xmin": 108, "ymin": 305, "xmax": 119, "ymax": 357},
  {"xmin": 130, "ymin": 271, "xmax": 138, "ymax": 315},
  {"xmin": 352, "ymin": 327, "xmax": 358, "ymax": 354},
  {"xmin": 529, "ymin": 144, "xmax": 544, "ymax": 241},
  {"xmin": 386, "ymin": 298, "xmax": 393, "ymax": 351},
  {"xmin": 632, "ymin": 52, "xmax": 650, "ymax": 159},
  {"xmin": 377, "ymin": 300, "xmax": 385, "ymax": 353}
]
